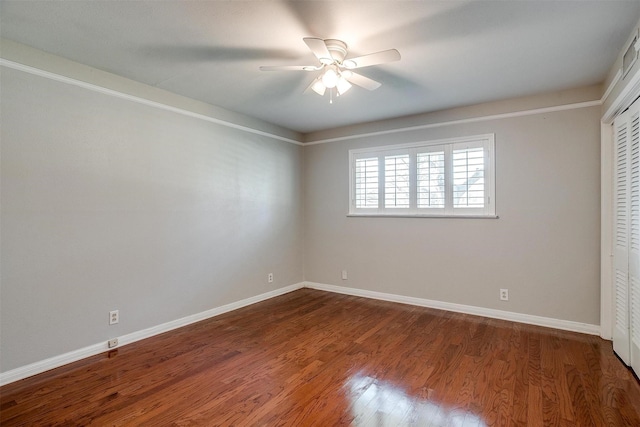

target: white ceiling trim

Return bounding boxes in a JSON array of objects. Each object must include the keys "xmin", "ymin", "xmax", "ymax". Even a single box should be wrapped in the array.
[
  {"xmin": 0, "ymin": 58, "xmax": 304, "ymax": 146},
  {"xmin": 304, "ymin": 100, "xmax": 603, "ymax": 145},
  {"xmin": 0, "ymin": 58, "xmax": 605, "ymax": 147}
]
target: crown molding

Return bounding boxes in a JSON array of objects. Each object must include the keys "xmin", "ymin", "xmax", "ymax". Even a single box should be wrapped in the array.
[
  {"xmin": 2, "ymin": 57, "xmax": 606, "ymax": 148},
  {"xmin": 0, "ymin": 58, "xmax": 304, "ymax": 146},
  {"xmin": 304, "ymin": 100, "xmax": 602, "ymax": 145}
]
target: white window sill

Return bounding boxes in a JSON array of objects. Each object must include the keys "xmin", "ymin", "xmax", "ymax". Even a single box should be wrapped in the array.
[{"xmin": 347, "ymin": 214, "xmax": 499, "ymax": 219}]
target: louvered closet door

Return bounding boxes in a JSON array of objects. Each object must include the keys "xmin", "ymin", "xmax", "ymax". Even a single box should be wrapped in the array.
[
  {"xmin": 629, "ymin": 101, "xmax": 640, "ymax": 376},
  {"xmin": 614, "ymin": 109, "xmax": 631, "ymax": 365}
]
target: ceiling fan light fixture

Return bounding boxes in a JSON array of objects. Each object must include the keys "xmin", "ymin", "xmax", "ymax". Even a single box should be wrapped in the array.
[
  {"xmin": 260, "ymin": 37, "xmax": 396, "ymax": 101},
  {"xmin": 336, "ymin": 76, "xmax": 352, "ymax": 95},
  {"xmin": 311, "ymin": 78, "xmax": 326, "ymax": 96},
  {"xmin": 321, "ymin": 68, "xmax": 339, "ymax": 88}
]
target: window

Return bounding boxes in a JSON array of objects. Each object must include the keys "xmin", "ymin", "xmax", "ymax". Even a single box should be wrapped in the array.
[{"xmin": 349, "ymin": 134, "xmax": 495, "ymax": 217}]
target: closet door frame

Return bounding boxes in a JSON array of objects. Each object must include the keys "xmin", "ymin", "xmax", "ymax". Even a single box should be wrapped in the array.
[
  {"xmin": 603, "ymin": 56, "xmax": 640, "ymax": 381},
  {"xmin": 628, "ymin": 103, "xmax": 640, "ymax": 374},
  {"xmin": 602, "ymin": 64, "xmax": 640, "ymax": 345}
]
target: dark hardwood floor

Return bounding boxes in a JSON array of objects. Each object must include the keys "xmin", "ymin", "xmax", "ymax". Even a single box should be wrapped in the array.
[{"xmin": 2, "ymin": 288, "xmax": 640, "ymax": 426}]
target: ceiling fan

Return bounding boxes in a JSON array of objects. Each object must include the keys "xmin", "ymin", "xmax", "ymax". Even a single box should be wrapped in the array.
[{"xmin": 259, "ymin": 38, "xmax": 401, "ymax": 102}]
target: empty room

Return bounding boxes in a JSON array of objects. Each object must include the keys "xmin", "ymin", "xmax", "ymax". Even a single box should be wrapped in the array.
[{"xmin": 3, "ymin": 1, "xmax": 640, "ymax": 425}]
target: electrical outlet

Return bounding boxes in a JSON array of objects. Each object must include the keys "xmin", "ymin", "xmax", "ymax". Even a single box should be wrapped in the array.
[
  {"xmin": 109, "ymin": 310, "xmax": 119, "ymax": 325},
  {"xmin": 500, "ymin": 289, "xmax": 509, "ymax": 301},
  {"xmin": 341, "ymin": 270, "xmax": 348, "ymax": 280},
  {"xmin": 268, "ymin": 273, "xmax": 273, "ymax": 283},
  {"xmin": 108, "ymin": 338, "xmax": 118, "ymax": 348}
]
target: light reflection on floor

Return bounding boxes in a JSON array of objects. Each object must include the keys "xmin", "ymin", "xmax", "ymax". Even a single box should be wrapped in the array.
[{"xmin": 347, "ymin": 374, "xmax": 487, "ymax": 427}]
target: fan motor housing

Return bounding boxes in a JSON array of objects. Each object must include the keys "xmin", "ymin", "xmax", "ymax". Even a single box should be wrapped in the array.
[{"xmin": 324, "ymin": 39, "xmax": 348, "ymax": 63}]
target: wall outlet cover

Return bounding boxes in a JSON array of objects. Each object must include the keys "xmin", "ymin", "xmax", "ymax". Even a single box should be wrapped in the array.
[{"xmin": 109, "ymin": 310, "xmax": 119, "ymax": 325}]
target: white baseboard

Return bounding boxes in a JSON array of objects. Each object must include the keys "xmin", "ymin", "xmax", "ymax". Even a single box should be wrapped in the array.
[
  {"xmin": 303, "ymin": 281, "xmax": 600, "ymax": 336},
  {"xmin": 0, "ymin": 341, "xmax": 111, "ymax": 388},
  {"xmin": 0, "ymin": 283, "xmax": 305, "ymax": 386},
  {"xmin": 1, "ymin": 280, "xmax": 600, "ymax": 386}
]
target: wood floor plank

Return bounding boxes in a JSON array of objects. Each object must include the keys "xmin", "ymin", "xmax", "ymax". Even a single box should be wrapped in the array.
[{"xmin": 2, "ymin": 288, "xmax": 640, "ymax": 426}]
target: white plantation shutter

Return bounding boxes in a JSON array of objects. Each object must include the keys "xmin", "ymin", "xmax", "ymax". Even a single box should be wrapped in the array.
[
  {"xmin": 349, "ymin": 135, "xmax": 495, "ymax": 216},
  {"xmin": 354, "ymin": 157, "xmax": 379, "ymax": 209},
  {"xmin": 417, "ymin": 151, "xmax": 445, "ymax": 209},
  {"xmin": 385, "ymin": 154, "xmax": 410, "ymax": 208},
  {"xmin": 453, "ymin": 147, "xmax": 485, "ymax": 209}
]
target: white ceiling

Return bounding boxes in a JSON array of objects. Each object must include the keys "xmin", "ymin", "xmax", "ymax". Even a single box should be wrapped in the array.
[{"xmin": 1, "ymin": 1, "xmax": 639, "ymax": 134}]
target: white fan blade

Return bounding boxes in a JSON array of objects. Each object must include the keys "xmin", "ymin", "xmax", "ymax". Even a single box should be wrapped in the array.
[
  {"xmin": 343, "ymin": 49, "xmax": 400, "ymax": 69},
  {"xmin": 303, "ymin": 37, "xmax": 333, "ymax": 64},
  {"xmin": 259, "ymin": 65, "xmax": 318, "ymax": 71},
  {"xmin": 343, "ymin": 71, "xmax": 382, "ymax": 91}
]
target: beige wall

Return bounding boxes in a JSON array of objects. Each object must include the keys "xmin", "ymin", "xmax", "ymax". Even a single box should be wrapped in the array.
[
  {"xmin": 303, "ymin": 94, "xmax": 602, "ymax": 325},
  {"xmin": 0, "ymin": 41, "xmax": 605, "ymax": 376},
  {"xmin": 1, "ymin": 59, "xmax": 304, "ymax": 372}
]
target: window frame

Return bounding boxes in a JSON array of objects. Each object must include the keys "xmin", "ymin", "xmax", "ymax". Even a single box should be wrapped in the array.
[{"xmin": 348, "ymin": 134, "xmax": 496, "ymax": 218}]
